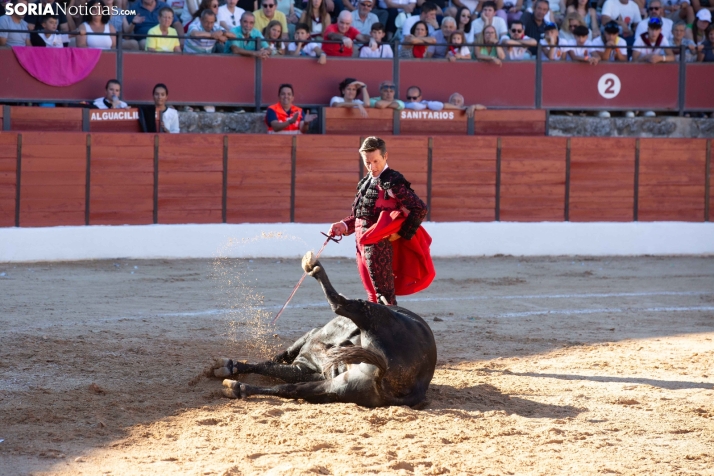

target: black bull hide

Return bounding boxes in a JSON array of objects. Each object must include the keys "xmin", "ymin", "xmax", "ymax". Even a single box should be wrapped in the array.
[{"xmin": 213, "ymin": 252, "xmax": 438, "ymax": 407}]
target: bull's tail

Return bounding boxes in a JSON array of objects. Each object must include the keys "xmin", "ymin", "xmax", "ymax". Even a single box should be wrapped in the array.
[{"xmin": 322, "ymin": 345, "xmax": 387, "ymax": 379}]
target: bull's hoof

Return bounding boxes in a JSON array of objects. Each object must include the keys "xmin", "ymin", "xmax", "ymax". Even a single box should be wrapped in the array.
[
  {"xmin": 222, "ymin": 379, "xmax": 246, "ymax": 399},
  {"xmin": 212, "ymin": 358, "xmax": 234, "ymax": 378},
  {"xmin": 301, "ymin": 251, "xmax": 319, "ymax": 274}
]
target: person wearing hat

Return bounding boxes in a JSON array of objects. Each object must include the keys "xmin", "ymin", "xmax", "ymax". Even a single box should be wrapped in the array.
[
  {"xmin": 591, "ymin": 20, "xmax": 628, "ymax": 61},
  {"xmin": 693, "ymin": 8, "xmax": 712, "ymax": 44},
  {"xmin": 540, "ymin": 22, "xmax": 569, "ymax": 60},
  {"xmin": 633, "ymin": 17, "xmax": 675, "ymax": 62},
  {"xmin": 635, "ymin": 0, "xmax": 673, "ymax": 40}
]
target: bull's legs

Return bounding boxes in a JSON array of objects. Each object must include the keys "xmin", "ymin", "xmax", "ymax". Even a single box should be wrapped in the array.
[
  {"xmin": 222, "ymin": 367, "xmax": 384, "ymax": 406},
  {"xmin": 211, "ymin": 358, "xmax": 324, "ymax": 383},
  {"xmin": 302, "ymin": 252, "xmax": 390, "ymax": 331},
  {"xmin": 271, "ymin": 328, "xmax": 320, "ymax": 364}
]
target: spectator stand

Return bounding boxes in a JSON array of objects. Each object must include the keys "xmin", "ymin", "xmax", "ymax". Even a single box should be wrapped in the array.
[{"xmin": 1, "ymin": 30, "xmax": 713, "ymax": 114}]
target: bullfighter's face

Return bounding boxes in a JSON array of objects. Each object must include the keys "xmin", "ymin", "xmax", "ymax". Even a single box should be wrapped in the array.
[{"xmin": 362, "ymin": 150, "xmax": 388, "ymax": 178}]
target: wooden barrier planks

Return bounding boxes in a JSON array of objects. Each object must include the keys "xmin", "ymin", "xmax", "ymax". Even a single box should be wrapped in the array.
[
  {"xmin": 431, "ymin": 137, "xmax": 498, "ymax": 222},
  {"xmin": 10, "ymin": 107, "xmax": 83, "ymax": 132},
  {"xmin": 380, "ymin": 136, "xmax": 429, "ymax": 201},
  {"xmin": 324, "ymin": 108, "xmax": 393, "ymax": 135},
  {"xmin": 0, "ymin": 133, "xmax": 18, "ymax": 227},
  {"xmin": 157, "ymin": 134, "xmax": 223, "ymax": 224},
  {"xmin": 226, "ymin": 135, "xmax": 292, "ymax": 223},
  {"xmin": 638, "ymin": 139, "xmax": 707, "ymax": 222},
  {"xmin": 569, "ymin": 138, "xmax": 636, "ymax": 222},
  {"xmin": 90, "ymin": 134, "xmax": 155, "ymax": 225},
  {"xmin": 499, "ymin": 137, "xmax": 567, "ymax": 221},
  {"xmin": 19, "ymin": 132, "xmax": 87, "ymax": 227},
  {"xmin": 708, "ymin": 140, "xmax": 713, "ymax": 222},
  {"xmin": 294, "ymin": 135, "xmax": 360, "ymax": 223},
  {"xmin": 474, "ymin": 110, "xmax": 546, "ymax": 136}
]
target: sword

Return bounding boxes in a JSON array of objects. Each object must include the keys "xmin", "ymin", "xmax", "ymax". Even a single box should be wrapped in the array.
[{"xmin": 271, "ymin": 232, "xmax": 342, "ymax": 325}]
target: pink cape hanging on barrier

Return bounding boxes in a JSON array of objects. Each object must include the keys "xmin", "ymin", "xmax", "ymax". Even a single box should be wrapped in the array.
[{"xmin": 12, "ymin": 46, "xmax": 102, "ymax": 87}]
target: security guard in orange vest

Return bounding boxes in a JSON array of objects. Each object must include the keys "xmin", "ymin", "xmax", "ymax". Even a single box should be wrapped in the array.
[{"xmin": 265, "ymin": 84, "xmax": 318, "ymax": 134}]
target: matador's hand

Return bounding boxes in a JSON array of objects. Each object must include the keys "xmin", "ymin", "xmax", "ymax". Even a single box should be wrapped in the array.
[{"xmin": 388, "ymin": 233, "xmax": 401, "ymax": 241}]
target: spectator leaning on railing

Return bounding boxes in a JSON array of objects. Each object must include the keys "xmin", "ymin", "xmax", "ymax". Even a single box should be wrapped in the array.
[
  {"xmin": 565, "ymin": 24, "xmax": 599, "ymax": 63},
  {"xmin": 322, "ymin": 10, "xmax": 369, "ymax": 56},
  {"xmin": 448, "ymin": 92, "xmax": 487, "ymax": 117},
  {"xmin": 696, "ymin": 24, "xmax": 714, "ymax": 61},
  {"xmin": 77, "ymin": 0, "xmax": 117, "ymax": 50},
  {"xmin": 500, "ymin": 20, "xmax": 537, "ymax": 60},
  {"xmin": 0, "ymin": 0, "xmax": 31, "ymax": 46},
  {"xmin": 330, "ymin": 77, "xmax": 370, "ymax": 117},
  {"xmin": 404, "ymin": 85, "xmax": 454, "ymax": 111},
  {"xmin": 540, "ymin": 21, "xmax": 569, "ymax": 60},
  {"xmin": 288, "ymin": 22, "xmax": 327, "ymax": 61},
  {"xmin": 671, "ymin": 21, "xmax": 697, "ymax": 61},
  {"xmin": 600, "ymin": 0, "xmax": 642, "ymax": 46},
  {"xmin": 369, "ymin": 81, "xmax": 404, "ymax": 109},
  {"xmin": 265, "ymin": 84, "xmax": 317, "ymax": 134},
  {"xmin": 359, "ymin": 21, "xmax": 393, "ymax": 57},
  {"xmin": 30, "ymin": 14, "xmax": 64, "ymax": 47},
  {"xmin": 446, "ymin": 30, "xmax": 471, "ymax": 60},
  {"xmin": 426, "ymin": 15, "xmax": 456, "ymax": 58},
  {"xmin": 400, "ymin": 20, "xmax": 435, "ymax": 58},
  {"xmin": 470, "ymin": 1, "xmax": 508, "ymax": 43},
  {"xmin": 590, "ymin": 20, "xmax": 628, "ymax": 61},
  {"xmin": 93, "ymin": 79, "xmax": 130, "ymax": 109},
  {"xmin": 635, "ymin": 0, "xmax": 673, "ymax": 39},
  {"xmin": 229, "ymin": 11, "xmax": 271, "ymax": 57},
  {"xmin": 145, "ymin": 6, "xmax": 181, "ymax": 51},
  {"xmin": 475, "ymin": 24, "xmax": 506, "ymax": 63},
  {"xmin": 187, "ymin": 8, "xmax": 235, "ymax": 53},
  {"xmin": 632, "ymin": 17, "xmax": 674, "ymax": 62},
  {"xmin": 263, "ymin": 18, "xmax": 286, "ymax": 53}
]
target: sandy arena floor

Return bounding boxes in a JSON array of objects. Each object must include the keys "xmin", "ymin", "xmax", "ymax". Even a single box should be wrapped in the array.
[{"xmin": 0, "ymin": 255, "xmax": 713, "ymax": 475}]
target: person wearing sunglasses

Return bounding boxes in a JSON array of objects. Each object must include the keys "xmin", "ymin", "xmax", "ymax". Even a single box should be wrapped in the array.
[
  {"xmin": 402, "ymin": 85, "xmax": 464, "ymax": 112},
  {"xmin": 369, "ymin": 81, "xmax": 404, "ymax": 109},
  {"xmin": 500, "ymin": 19, "xmax": 537, "ymax": 60},
  {"xmin": 254, "ymin": 0, "xmax": 289, "ymax": 38},
  {"xmin": 632, "ymin": 16, "xmax": 675, "ymax": 62},
  {"xmin": 634, "ymin": 0, "xmax": 673, "ymax": 39},
  {"xmin": 217, "ymin": 0, "xmax": 246, "ymax": 31}
]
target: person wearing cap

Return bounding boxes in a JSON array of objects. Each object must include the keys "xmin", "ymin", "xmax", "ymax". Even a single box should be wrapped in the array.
[
  {"xmin": 632, "ymin": 17, "xmax": 675, "ymax": 62},
  {"xmin": 591, "ymin": 20, "xmax": 628, "ymax": 61},
  {"xmin": 693, "ymin": 9, "xmax": 712, "ymax": 44},
  {"xmin": 351, "ymin": 0, "xmax": 380, "ymax": 35},
  {"xmin": 692, "ymin": 0, "xmax": 714, "ymax": 21},
  {"xmin": 540, "ymin": 22, "xmax": 569, "ymax": 60},
  {"xmin": 635, "ymin": 0, "xmax": 673, "ymax": 40},
  {"xmin": 601, "ymin": 0, "xmax": 642, "ymax": 46},
  {"xmin": 369, "ymin": 81, "xmax": 404, "ymax": 109}
]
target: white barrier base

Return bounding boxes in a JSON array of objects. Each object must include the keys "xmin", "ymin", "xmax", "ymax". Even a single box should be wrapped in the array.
[{"xmin": 0, "ymin": 222, "xmax": 712, "ymax": 262}]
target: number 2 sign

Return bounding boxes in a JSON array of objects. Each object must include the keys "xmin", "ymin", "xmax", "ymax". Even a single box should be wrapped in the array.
[{"xmin": 598, "ymin": 73, "xmax": 621, "ymax": 99}]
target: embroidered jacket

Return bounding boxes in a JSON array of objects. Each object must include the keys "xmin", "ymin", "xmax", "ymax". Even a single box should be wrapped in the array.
[{"xmin": 342, "ymin": 168, "xmax": 427, "ymax": 241}]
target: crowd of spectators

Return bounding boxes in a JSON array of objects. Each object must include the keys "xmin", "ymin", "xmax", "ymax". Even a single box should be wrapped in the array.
[{"xmin": 2, "ymin": 0, "xmax": 712, "ymax": 63}]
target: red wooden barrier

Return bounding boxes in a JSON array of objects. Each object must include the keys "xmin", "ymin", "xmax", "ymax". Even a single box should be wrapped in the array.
[
  {"xmin": 261, "ymin": 57, "xmax": 392, "ymax": 107},
  {"xmin": 19, "ymin": 132, "xmax": 87, "ymax": 227},
  {"xmin": 399, "ymin": 109, "xmax": 468, "ymax": 135},
  {"xmin": 294, "ymin": 135, "xmax": 360, "ymax": 223},
  {"xmin": 542, "ymin": 63, "xmax": 679, "ymax": 110},
  {"xmin": 569, "ymin": 137, "xmax": 635, "ymax": 222},
  {"xmin": 638, "ymin": 139, "xmax": 707, "ymax": 222},
  {"xmin": 499, "ymin": 137, "xmax": 567, "ymax": 221},
  {"xmin": 122, "ymin": 53, "xmax": 255, "ymax": 105},
  {"xmin": 0, "ymin": 133, "xmax": 18, "ymax": 227},
  {"xmin": 226, "ymin": 135, "xmax": 292, "ymax": 223},
  {"xmin": 399, "ymin": 61, "xmax": 536, "ymax": 108},
  {"xmin": 431, "ymin": 136, "xmax": 497, "ymax": 222},
  {"xmin": 0, "ymin": 49, "xmax": 117, "ymax": 103},
  {"xmin": 157, "ymin": 134, "xmax": 223, "ymax": 224},
  {"xmin": 90, "ymin": 133, "xmax": 154, "ymax": 225},
  {"xmin": 380, "ymin": 136, "xmax": 429, "ymax": 200},
  {"xmin": 324, "ymin": 107, "xmax": 393, "ymax": 135},
  {"xmin": 89, "ymin": 108, "xmax": 142, "ymax": 133},
  {"xmin": 684, "ymin": 64, "xmax": 714, "ymax": 111},
  {"xmin": 709, "ymin": 140, "xmax": 713, "ymax": 222},
  {"xmin": 10, "ymin": 106, "xmax": 83, "ymax": 132},
  {"xmin": 474, "ymin": 110, "xmax": 546, "ymax": 136}
]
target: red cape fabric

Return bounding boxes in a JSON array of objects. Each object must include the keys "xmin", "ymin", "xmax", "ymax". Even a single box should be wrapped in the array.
[
  {"xmin": 12, "ymin": 46, "xmax": 102, "ymax": 87},
  {"xmin": 359, "ymin": 210, "xmax": 435, "ymax": 296}
]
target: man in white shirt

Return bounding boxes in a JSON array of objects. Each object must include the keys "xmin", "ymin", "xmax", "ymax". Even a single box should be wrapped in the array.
[
  {"xmin": 93, "ymin": 80, "xmax": 130, "ymax": 110},
  {"xmin": 0, "ymin": 0, "xmax": 32, "ymax": 47},
  {"xmin": 352, "ymin": 0, "xmax": 380, "ymax": 35},
  {"xmin": 217, "ymin": 0, "xmax": 245, "ymax": 30},
  {"xmin": 540, "ymin": 22, "xmax": 568, "ymax": 60},
  {"xmin": 634, "ymin": 0, "xmax": 673, "ymax": 40},
  {"xmin": 601, "ymin": 0, "xmax": 642, "ymax": 45},
  {"xmin": 377, "ymin": 0, "xmax": 416, "ymax": 35},
  {"xmin": 400, "ymin": 1, "xmax": 439, "ymax": 39},
  {"xmin": 632, "ymin": 17, "xmax": 675, "ymax": 62},
  {"xmin": 470, "ymin": 1, "xmax": 508, "ymax": 42},
  {"xmin": 500, "ymin": 20, "xmax": 536, "ymax": 60},
  {"xmin": 403, "ymin": 86, "xmax": 464, "ymax": 111},
  {"xmin": 590, "ymin": 20, "xmax": 628, "ymax": 61},
  {"xmin": 565, "ymin": 25, "xmax": 599, "ymax": 63}
]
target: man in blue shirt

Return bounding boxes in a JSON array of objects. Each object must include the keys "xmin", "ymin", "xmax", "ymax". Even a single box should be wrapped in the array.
[{"xmin": 129, "ymin": 0, "xmax": 184, "ymax": 49}]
